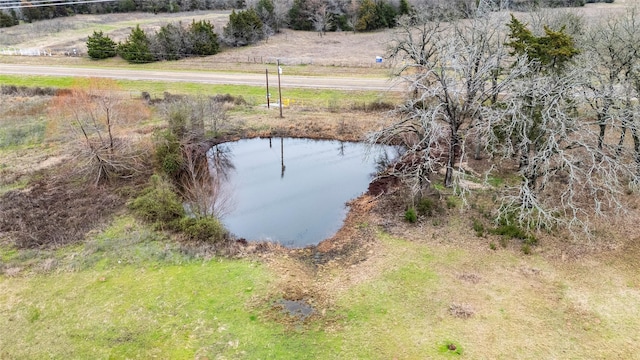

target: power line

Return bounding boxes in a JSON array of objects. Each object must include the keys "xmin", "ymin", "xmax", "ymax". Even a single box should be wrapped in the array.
[{"xmin": 0, "ymin": 0, "xmax": 119, "ymax": 10}]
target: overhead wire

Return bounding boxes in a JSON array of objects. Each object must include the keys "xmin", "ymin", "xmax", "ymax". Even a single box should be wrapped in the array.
[{"xmin": 0, "ymin": 0, "xmax": 121, "ymax": 10}]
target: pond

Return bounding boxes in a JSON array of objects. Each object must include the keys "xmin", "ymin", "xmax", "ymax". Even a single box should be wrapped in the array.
[{"xmin": 208, "ymin": 137, "xmax": 397, "ymax": 247}]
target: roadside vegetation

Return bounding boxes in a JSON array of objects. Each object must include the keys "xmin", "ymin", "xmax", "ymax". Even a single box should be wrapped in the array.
[{"xmin": 2, "ymin": 0, "xmax": 640, "ymax": 358}]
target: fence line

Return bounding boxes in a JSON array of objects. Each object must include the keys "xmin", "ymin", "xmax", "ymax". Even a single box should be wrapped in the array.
[
  {"xmin": 0, "ymin": 49, "xmax": 389, "ymax": 67},
  {"xmin": 214, "ymin": 55, "xmax": 391, "ymax": 68},
  {"xmin": 0, "ymin": 47, "xmax": 82, "ymax": 57}
]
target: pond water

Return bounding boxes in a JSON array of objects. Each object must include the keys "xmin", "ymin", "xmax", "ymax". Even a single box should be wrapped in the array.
[{"xmin": 209, "ymin": 137, "xmax": 397, "ymax": 247}]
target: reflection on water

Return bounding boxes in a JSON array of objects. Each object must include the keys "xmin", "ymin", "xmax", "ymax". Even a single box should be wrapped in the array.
[{"xmin": 209, "ymin": 137, "xmax": 397, "ymax": 247}]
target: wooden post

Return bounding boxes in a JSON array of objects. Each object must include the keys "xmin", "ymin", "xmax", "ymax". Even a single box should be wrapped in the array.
[
  {"xmin": 277, "ymin": 59, "xmax": 283, "ymax": 118},
  {"xmin": 265, "ymin": 68, "xmax": 270, "ymax": 109}
]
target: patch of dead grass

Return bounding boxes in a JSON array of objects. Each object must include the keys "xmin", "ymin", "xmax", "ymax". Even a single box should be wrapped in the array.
[
  {"xmin": 0, "ymin": 172, "xmax": 127, "ymax": 248},
  {"xmin": 449, "ymin": 303, "xmax": 475, "ymax": 319}
]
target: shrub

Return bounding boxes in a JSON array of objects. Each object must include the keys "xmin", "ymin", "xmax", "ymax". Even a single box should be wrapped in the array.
[
  {"xmin": 1, "ymin": 85, "xmax": 56, "ymax": 96},
  {"xmin": 491, "ymin": 223, "xmax": 527, "ymax": 239},
  {"xmin": 155, "ymin": 130, "xmax": 183, "ymax": 178},
  {"xmin": 129, "ymin": 175, "xmax": 185, "ymax": 226},
  {"xmin": 445, "ymin": 196, "xmax": 458, "ymax": 209},
  {"xmin": 490, "ymin": 216, "xmax": 529, "ymax": 240},
  {"xmin": 490, "ymin": 216, "xmax": 538, "ymax": 248},
  {"xmin": 179, "ymin": 216, "xmax": 226, "ymax": 242},
  {"xmin": 416, "ymin": 197, "xmax": 436, "ymax": 217},
  {"xmin": 404, "ymin": 207, "xmax": 417, "ymax": 223},
  {"xmin": 472, "ymin": 218, "xmax": 484, "ymax": 237},
  {"xmin": 524, "ymin": 235, "xmax": 538, "ymax": 246}
]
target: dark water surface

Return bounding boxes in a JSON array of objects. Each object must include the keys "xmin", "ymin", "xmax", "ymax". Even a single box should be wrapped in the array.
[{"xmin": 211, "ymin": 137, "xmax": 396, "ymax": 247}]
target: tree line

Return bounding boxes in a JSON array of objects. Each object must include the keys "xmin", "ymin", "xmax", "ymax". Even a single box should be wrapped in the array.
[
  {"xmin": 87, "ymin": 20, "xmax": 220, "ymax": 62},
  {"xmin": 1, "ymin": 0, "xmax": 612, "ymax": 28}
]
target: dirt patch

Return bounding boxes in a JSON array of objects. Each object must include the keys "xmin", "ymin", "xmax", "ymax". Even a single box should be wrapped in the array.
[
  {"xmin": 254, "ymin": 192, "xmax": 406, "ymax": 319},
  {"xmin": 0, "ymin": 170, "xmax": 136, "ymax": 249}
]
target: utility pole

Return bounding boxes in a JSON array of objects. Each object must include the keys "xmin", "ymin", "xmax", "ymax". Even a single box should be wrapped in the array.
[
  {"xmin": 277, "ymin": 59, "xmax": 283, "ymax": 118},
  {"xmin": 265, "ymin": 68, "xmax": 270, "ymax": 109}
]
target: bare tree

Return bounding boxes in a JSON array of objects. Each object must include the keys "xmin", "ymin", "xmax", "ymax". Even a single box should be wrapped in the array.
[
  {"xmin": 485, "ymin": 63, "xmax": 632, "ymax": 231},
  {"xmin": 346, "ymin": 0, "xmax": 358, "ymax": 32},
  {"xmin": 162, "ymin": 95, "xmax": 230, "ymax": 141},
  {"xmin": 50, "ymin": 79, "xmax": 149, "ymax": 185},
  {"xmin": 579, "ymin": 9, "xmax": 639, "ymax": 156},
  {"xmin": 273, "ymin": 0, "xmax": 292, "ymax": 32},
  {"xmin": 374, "ymin": 3, "xmax": 515, "ymax": 192},
  {"xmin": 373, "ymin": 4, "xmax": 638, "ymax": 233},
  {"xmin": 310, "ymin": 1, "xmax": 330, "ymax": 36}
]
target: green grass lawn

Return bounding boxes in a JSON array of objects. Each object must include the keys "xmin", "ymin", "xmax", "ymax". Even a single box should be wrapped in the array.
[
  {"xmin": 0, "ymin": 74, "xmax": 397, "ymax": 109},
  {"xmin": 0, "ymin": 220, "xmax": 447, "ymax": 359},
  {"xmin": 0, "ymin": 217, "xmax": 340, "ymax": 359},
  {"xmin": 3, "ymin": 217, "xmax": 639, "ymax": 359}
]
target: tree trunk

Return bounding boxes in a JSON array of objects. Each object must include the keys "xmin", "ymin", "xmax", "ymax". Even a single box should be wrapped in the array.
[
  {"xmin": 616, "ymin": 101, "xmax": 632, "ymax": 158},
  {"xmin": 106, "ymin": 107, "xmax": 114, "ymax": 153},
  {"xmin": 519, "ymin": 142, "xmax": 529, "ymax": 170},
  {"xmin": 615, "ymin": 122, "xmax": 628, "ymax": 159},
  {"xmin": 445, "ymin": 129, "xmax": 459, "ymax": 188},
  {"xmin": 597, "ymin": 113, "xmax": 606, "ymax": 153},
  {"xmin": 632, "ymin": 125, "xmax": 640, "ymax": 180}
]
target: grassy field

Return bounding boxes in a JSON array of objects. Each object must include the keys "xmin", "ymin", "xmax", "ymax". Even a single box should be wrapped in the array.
[
  {"xmin": 2, "ymin": 215, "xmax": 639, "ymax": 358},
  {"xmin": 0, "ymin": 74, "xmax": 398, "ymax": 109},
  {"xmin": 2, "ymin": 3, "xmax": 640, "ymax": 358}
]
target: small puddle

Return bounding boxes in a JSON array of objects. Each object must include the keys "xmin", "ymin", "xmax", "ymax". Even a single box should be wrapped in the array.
[
  {"xmin": 276, "ymin": 299, "xmax": 314, "ymax": 320},
  {"xmin": 209, "ymin": 137, "xmax": 398, "ymax": 247}
]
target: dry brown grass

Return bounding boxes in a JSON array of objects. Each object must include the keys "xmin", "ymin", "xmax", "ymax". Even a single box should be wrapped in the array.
[
  {"xmin": 0, "ymin": 11, "xmax": 231, "ymax": 49},
  {"xmin": 0, "ymin": 11, "xmax": 392, "ymax": 77},
  {"xmin": 2, "ymin": 1, "xmax": 635, "ymax": 78}
]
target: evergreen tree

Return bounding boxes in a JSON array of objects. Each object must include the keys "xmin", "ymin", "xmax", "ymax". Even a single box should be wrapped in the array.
[
  {"xmin": 376, "ymin": 0, "xmax": 397, "ymax": 28},
  {"xmin": 118, "ymin": 25, "xmax": 154, "ymax": 63},
  {"xmin": 288, "ymin": 0, "xmax": 312, "ymax": 31},
  {"xmin": 189, "ymin": 20, "xmax": 220, "ymax": 56},
  {"xmin": 506, "ymin": 15, "xmax": 580, "ymax": 73},
  {"xmin": 255, "ymin": 0, "xmax": 275, "ymax": 29},
  {"xmin": 117, "ymin": 0, "xmax": 136, "ymax": 12},
  {"xmin": 86, "ymin": 30, "xmax": 117, "ymax": 59},
  {"xmin": 356, "ymin": 0, "xmax": 396, "ymax": 31},
  {"xmin": 223, "ymin": 9, "xmax": 264, "ymax": 47},
  {"xmin": 154, "ymin": 22, "xmax": 189, "ymax": 60},
  {"xmin": 355, "ymin": 0, "xmax": 377, "ymax": 31},
  {"xmin": 21, "ymin": 0, "xmax": 42, "ymax": 23},
  {"xmin": 0, "ymin": 11, "xmax": 18, "ymax": 27},
  {"xmin": 398, "ymin": 0, "xmax": 410, "ymax": 16}
]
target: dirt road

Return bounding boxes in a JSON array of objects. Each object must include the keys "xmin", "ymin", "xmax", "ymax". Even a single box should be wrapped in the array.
[{"xmin": 0, "ymin": 64, "xmax": 402, "ymax": 92}]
